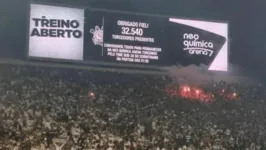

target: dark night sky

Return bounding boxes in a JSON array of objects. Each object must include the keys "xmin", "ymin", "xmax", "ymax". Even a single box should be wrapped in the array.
[{"xmin": 1, "ymin": 0, "xmax": 266, "ymax": 78}]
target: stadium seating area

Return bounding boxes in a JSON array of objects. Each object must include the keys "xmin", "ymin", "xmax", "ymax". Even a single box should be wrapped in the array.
[{"xmin": 0, "ymin": 64, "xmax": 265, "ymax": 150}]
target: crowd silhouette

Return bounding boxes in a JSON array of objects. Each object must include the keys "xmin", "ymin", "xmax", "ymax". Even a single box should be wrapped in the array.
[{"xmin": 0, "ymin": 64, "xmax": 265, "ymax": 150}]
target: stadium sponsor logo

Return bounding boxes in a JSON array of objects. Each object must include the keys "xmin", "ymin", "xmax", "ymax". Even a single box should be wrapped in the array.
[
  {"xmin": 30, "ymin": 16, "xmax": 82, "ymax": 38},
  {"xmin": 183, "ymin": 33, "xmax": 213, "ymax": 56}
]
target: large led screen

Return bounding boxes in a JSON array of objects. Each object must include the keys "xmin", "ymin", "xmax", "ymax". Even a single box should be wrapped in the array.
[
  {"xmin": 28, "ymin": 4, "xmax": 228, "ymax": 71},
  {"xmin": 28, "ymin": 4, "xmax": 84, "ymax": 60},
  {"xmin": 168, "ymin": 18, "xmax": 228, "ymax": 71},
  {"xmin": 84, "ymin": 11, "xmax": 169, "ymax": 65}
]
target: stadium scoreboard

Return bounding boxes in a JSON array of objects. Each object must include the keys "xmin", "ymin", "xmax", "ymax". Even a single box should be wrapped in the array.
[{"xmin": 28, "ymin": 4, "xmax": 229, "ymax": 71}]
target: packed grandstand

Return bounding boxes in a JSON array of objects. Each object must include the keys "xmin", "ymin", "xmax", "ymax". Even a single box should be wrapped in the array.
[{"xmin": 0, "ymin": 63, "xmax": 264, "ymax": 150}]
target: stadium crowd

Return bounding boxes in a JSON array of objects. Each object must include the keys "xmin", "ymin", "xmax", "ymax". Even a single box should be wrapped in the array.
[{"xmin": 0, "ymin": 64, "xmax": 265, "ymax": 150}]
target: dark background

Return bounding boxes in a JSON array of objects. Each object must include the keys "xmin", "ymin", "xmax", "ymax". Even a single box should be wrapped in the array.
[
  {"xmin": 84, "ymin": 10, "xmax": 170, "ymax": 65},
  {"xmin": 84, "ymin": 9, "xmax": 105, "ymax": 62},
  {"xmin": 1, "ymin": 0, "xmax": 265, "ymax": 77}
]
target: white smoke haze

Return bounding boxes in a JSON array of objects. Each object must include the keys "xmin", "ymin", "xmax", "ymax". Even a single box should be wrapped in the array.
[{"xmin": 163, "ymin": 64, "xmax": 256, "ymax": 86}]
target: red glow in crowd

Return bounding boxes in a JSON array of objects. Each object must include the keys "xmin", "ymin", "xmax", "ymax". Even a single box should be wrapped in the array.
[
  {"xmin": 166, "ymin": 84, "xmax": 238, "ymax": 103},
  {"xmin": 88, "ymin": 92, "xmax": 95, "ymax": 97},
  {"xmin": 179, "ymin": 86, "xmax": 212, "ymax": 102},
  {"xmin": 195, "ymin": 89, "xmax": 200, "ymax": 94},
  {"xmin": 183, "ymin": 86, "xmax": 190, "ymax": 92}
]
